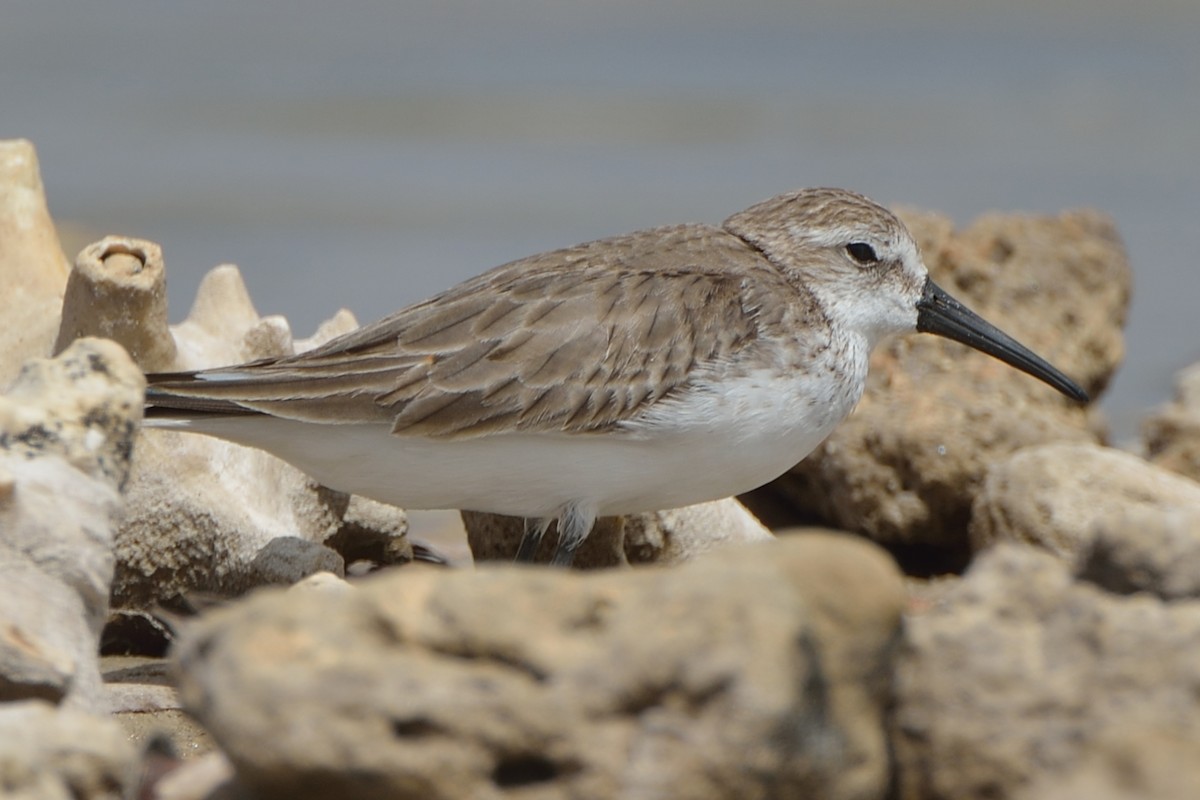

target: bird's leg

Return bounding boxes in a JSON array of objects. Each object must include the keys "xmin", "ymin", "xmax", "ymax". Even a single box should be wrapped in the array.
[
  {"xmin": 549, "ymin": 503, "xmax": 597, "ymax": 567},
  {"xmin": 515, "ymin": 517, "xmax": 553, "ymax": 563}
]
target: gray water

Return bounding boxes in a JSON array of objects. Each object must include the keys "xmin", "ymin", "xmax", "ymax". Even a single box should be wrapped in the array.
[{"xmin": 3, "ymin": 1, "xmax": 1199, "ymax": 439}]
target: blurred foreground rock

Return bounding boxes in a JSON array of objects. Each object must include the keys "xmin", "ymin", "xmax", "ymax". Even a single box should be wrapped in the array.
[
  {"xmin": 894, "ymin": 544, "xmax": 1200, "ymax": 800},
  {"xmin": 0, "ymin": 139, "xmax": 149, "ymax": 800},
  {"xmin": 0, "ymin": 701, "xmax": 139, "ymax": 800},
  {"xmin": 761, "ymin": 209, "xmax": 1128, "ymax": 554},
  {"xmin": 0, "ymin": 338, "xmax": 144, "ymax": 711},
  {"xmin": 174, "ymin": 535, "xmax": 905, "ymax": 800}
]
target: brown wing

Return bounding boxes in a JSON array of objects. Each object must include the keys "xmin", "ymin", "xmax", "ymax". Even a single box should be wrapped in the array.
[{"xmin": 146, "ymin": 224, "xmax": 769, "ymax": 438}]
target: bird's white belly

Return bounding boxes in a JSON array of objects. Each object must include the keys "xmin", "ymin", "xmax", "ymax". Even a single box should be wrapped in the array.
[{"xmin": 155, "ymin": 367, "xmax": 863, "ymax": 519}]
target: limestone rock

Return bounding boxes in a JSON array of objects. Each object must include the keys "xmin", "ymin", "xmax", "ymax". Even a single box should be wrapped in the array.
[
  {"xmin": 0, "ymin": 338, "xmax": 144, "ymax": 711},
  {"xmin": 622, "ymin": 497, "xmax": 774, "ymax": 564},
  {"xmin": 114, "ymin": 434, "xmax": 351, "ymax": 606},
  {"xmin": 1143, "ymin": 360, "xmax": 1200, "ymax": 483},
  {"xmin": 1076, "ymin": 504, "xmax": 1200, "ymax": 600},
  {"xmin": 54, "ymin": 237, "xmax": 177, "ymax": 371},
  {"xmin": 970, "ymin": 442, "xmax": 1200, "ymax": 562},
  {"xmin": 174, "ymin": 534, "xmax": 906, "ymax": 800},
  {"xmin": 0, "ymin": 700, "xmax": 140, "ymax": 800},
  {"xmin": 65, "ymin": 260, "xmax": 411, "ymax": 607},
  {"xmin": 150, "ymin": 751, "xmax": 238, "ymax": 800},
  {"xmin": 0, "ymin": 139, "xmax": 70, "ymax": 390},
  {"xmin": 464, "ymin": 498, "xmax": 771, "ymax": 568},
  {"xmin": 1018, "ymin": 728, "xmax": 1200, "ymax": 800},
  {"xmin": 893, "ymin": 544, "xmax": 1200, "ymax": 800},
  {"xmin": 769, "ymin": 208, "xmax": 1127, "ymax": 549}
]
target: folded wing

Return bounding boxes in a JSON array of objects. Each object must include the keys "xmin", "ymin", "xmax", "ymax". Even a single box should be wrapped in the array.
[{"xmin": 146, "ymin": 225, "xmax": 765, "ymax": 438}]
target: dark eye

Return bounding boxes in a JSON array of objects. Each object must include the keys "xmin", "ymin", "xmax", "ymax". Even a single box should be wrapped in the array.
[{"xmin": 846, "ymin": 242, "xmax": 879, "ymax": 265}]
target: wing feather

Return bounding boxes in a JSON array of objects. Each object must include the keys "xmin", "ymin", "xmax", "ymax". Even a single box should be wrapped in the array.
[{"xmin": 146, "ymin": 224, "xmax": 775, "ymax": 438}]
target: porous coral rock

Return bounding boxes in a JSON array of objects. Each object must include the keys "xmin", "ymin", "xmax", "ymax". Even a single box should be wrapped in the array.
[{"xmin": 0, "ymin": 338, "xmax": 144, "ymax": 710}]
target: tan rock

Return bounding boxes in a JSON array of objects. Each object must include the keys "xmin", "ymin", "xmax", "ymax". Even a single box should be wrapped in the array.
[
  {"xmin": 893, "ymin": 544, "xmax": 1200, "ymax": 800},
  {"xmin": 769, "ymin": 208, "xmax": 1127, "ymax": 550},
  {"xmin": 54, "ymin": 237, "xmax": 177, "ymax": 371},
  {"xmin": 93, "ymin": 261, "xmax": 411, "ymax": 607},
  {"xmin": 970, "ymin": 441, "xmax": 1200, "ymax": 561},
  {"xmin": 0, "ymin": 339, "xmax": 144, "ymax": 711},
  {"xmin": 1018, "ymin": 728, "xmax": 1200, "ymax": 800},
  {"xmin": 0, "ymin": 139, "xmax": 70, "ymax": 390},
  {"xmin": 151, "ymin": 751, "xmax": 238, "ymax": 800},
  {"xmin": 165, "ymin": 264, "xmax": 301, "ymax": 370},
  {"xmin": 0, "ymin": 700, "xmax": 139, "ymax": 800},
  {"xmin": 622, "ymin": 497, "xmax": 774, "ymax": 564},
  {"xmin": 114, "ymin": 438, "xmax": 351, "ymax": 607},
  {"xmin": 464, "ymin": 497, "xmax": 771, "ymax": 568},
  {"xmin": 174, "ymin": 534, "xmax": 905, "ymax": 800},
  {"xmin": 1076, "ymin": 503, "xmax": 1200, "ymax": 600},
  {"xmin": 1143, "ymin": 361, "xmax": 1200, "ymax": 483}
]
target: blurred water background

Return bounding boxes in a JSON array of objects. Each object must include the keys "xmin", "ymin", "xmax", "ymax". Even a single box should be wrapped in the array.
[{"xmin": 3, "ymin": 0, "xmax": 1197, "ymax": 446}]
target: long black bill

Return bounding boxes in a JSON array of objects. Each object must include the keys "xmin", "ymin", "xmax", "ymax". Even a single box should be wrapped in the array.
[{"xmin": 915, "ymin": 278, "xmax": 1088, "ymax": 402}]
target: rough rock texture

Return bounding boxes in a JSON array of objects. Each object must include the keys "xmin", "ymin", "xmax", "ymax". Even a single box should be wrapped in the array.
[
  {"xmin": 116, "ymin": 433, "xmax": 354, "ymax": 606},
  {"xmin": 464, "ymin": 498, "xmax": 772, "ymax": 567},
  {"xmin": 970, "ymin": 441, "xmax": 1200, "ymax": 562},
  {"xmin": 52, "ymin": 260, "xmax": 412, "ymax": 606},
  {"xmin": 1076, "ymin": 503, "xmax": 1200, "ymax": 600},
  {"xmin": 174, "ymin": 534, "xmax": 906, "ymax": 800},
  {"xmin": 0, "ymin": 139, "xmax": 69, "ymax": 390},
  {"xmin": 1143, "ymin": 360, "xmax": 1200, "ymax": 483},
  {"xmin": 893, "ymin": 544, "xmax": 1200, "ymax": 800},
  {"xmin": 0, "ymin": 338, "xmax": 144, "ymax": 710},
  {"xmin": 0, "ymin": 700, "xmax": 140, "ymax": 800},
  {"xmin": 149, "ymin": 751, "xmax": 238, "ymax": 800},
  {"xmin": 767, "ymin": 209, "xmax": 1128, "ymax": 549},
  {"xmin": 622, "ymin": 498, "xmax": 774, "ymax": 564},
  {"xmin": 54, "ymin": 236, "xmax": 177, "ymax": 370},
  {"xmin": 1018, "ymin": 729, "xmax": 1200, "ymax": 800}
]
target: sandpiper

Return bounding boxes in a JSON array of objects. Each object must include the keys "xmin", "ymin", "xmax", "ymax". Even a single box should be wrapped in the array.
[{"xmin": 144, "ymin": 188, "xmax": 1087, "ymax": 566}]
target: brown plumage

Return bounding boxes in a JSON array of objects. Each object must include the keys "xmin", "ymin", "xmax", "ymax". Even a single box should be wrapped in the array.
[{"xmin": 147, "ymin": 224, "xmax": 779, "ymax": 438}]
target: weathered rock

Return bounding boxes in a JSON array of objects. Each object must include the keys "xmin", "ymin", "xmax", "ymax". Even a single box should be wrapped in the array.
[
  {"xmin": 54, "ymin": 237, "xmax": 177, "ymax": 371},
  {"xmin": 464, "ymin": 498, "xmax": 772, "ymax": 568},
  {"xmin": 1076, "ymin": 504, "xmax": 1200, "ymax": 600},
  {"xmin": 72, "ymin": 261, "xmax": 411, "ymax": 607},
  {"xmin": 970, "ymin": 441, "xmax": 1200, "ymax": 562},
  {"xmin": 1018, "ymin": 728, "xmax": 1200, "ymax": 800},
  {"xmin": 0, "ymin": 700, "xmax": 140, "ymax": 800},
  {"xmin": 149, "ymin": 751, "xmax": 239, "ymax": 800},
  {"xmin": 0, "ymin": 561, "xmax": 100, "ymax": 707},
  {"xmin": 115, "ymin": 435, "xmax": 352, "ymax": 606},
  {"xmin": 1143, "ymin": 360, "xmax": 1200, "ymax": 483},
  {"xmin": 622, "ymin": 498, "xmax": 774, "ymax": 564},
  {"xmin": 893, "ymin": 544, "xmax": 1200, "ymax": 800},
  {"xmin": 174, "ymin": 534, "xmax": 905, "ymax": 800},
  {"xmin": 0, "ymin": 338, "xmax": 144, "ymax": 710},
  {"xmin": 0, "ymin": 139, "xmax": 70, "ymax": 390},
  {"xmin": 768, "ymin": 208, "xmax": 1127, "ymax": 549}
]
